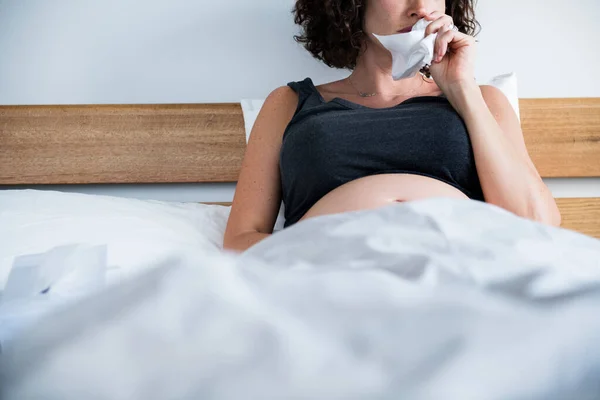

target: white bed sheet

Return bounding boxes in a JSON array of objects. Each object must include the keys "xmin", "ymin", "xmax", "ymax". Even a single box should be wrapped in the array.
[
  {"xmin": 0, "ymin": 189, "xmax": 230, "ymax": 291},
  {"xmin": 0, "ymin": 189, "xmax": 232, "ymax": 347},
  {"xmin": 3, "ymin": 198, "xmax": 600, "ymax": 399}
]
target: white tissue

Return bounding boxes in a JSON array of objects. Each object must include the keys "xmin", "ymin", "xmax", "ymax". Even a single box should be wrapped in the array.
[
  {"xmin": 3, "ymin": 244, "xmax": 107, "ymax": 301},
  {"xmin": 1, "ymin": 244, "xmax": 107, "ymax": 349},
  {"xmin": 373, "ymin": 18, "xmax": 437, "ymax": 80}
]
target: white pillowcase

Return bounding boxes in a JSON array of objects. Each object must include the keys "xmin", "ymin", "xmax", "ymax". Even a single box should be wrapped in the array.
[
  {"xmin": 488, "ymin": 72, "xmax": 520, "ymax": 120},
  {"xmin": 0, "ymin": 189, "xmax": 230, "ymax": 291},
  {"xmin": 240, "ymin": 72, "xmax": 520, "ymax": 229}
]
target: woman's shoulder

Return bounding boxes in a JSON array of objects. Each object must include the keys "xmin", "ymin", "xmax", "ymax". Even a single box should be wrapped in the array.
[
  {"xmin": 478, "ymin": 85, "xmax": 518, "ymax": 116},
  {"xmin": 262, "ymin": 86, "xmax": 299, "ymax": 114}
]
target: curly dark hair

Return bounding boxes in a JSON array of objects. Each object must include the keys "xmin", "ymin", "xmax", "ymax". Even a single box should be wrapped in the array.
[{"xmin": 293, "ymin": 0, "xmax": 480, "ymax": 70}]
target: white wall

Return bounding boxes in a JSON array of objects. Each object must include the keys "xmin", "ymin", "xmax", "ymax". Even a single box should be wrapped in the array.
[
  {"xmin": 0, "ymin": 0, "xmax": 337, "ymax": 104},
  {"xmin": 475, "ymin": 0, "xmax": 600, "ymax": 98},
  {"xmin": 1, "ymin": 0, "xmax": 598, "ymax": 201}
]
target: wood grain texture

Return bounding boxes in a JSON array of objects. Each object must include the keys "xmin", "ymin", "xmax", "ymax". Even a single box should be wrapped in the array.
[
  {"xmin": 204, "ymin": 202, "xmax": 233, "ymax": 207},
  {"xmin": 1, "ymin": 99, "xmax": 599, "ymax": 184},
  {"xmin": 555, "ymin": 197, "xmax": 600, "ymax": 239},
  {"xmin": 520, "ymin": 98, "xmax": 600, "ymax": 178},
  {"xmin": 0, "ymin": 104, "xmax": 246, "ymax": 184}
]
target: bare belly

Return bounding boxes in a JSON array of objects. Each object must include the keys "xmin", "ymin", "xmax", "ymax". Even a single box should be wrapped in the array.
[{"xmin": 298, "ymin": 174, "xmax": 469, "ymax": 223}]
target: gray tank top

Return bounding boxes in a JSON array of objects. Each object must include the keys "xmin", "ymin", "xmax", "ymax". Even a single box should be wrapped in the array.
[{"xmin": 279, "ymin": 77, "xmax": 484, "ymax": 228}]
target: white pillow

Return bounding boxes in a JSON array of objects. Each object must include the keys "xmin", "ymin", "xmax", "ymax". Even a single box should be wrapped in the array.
[
  {"xmin": 241, "ymin": 99, "xmax": 266, "ymax": 143},
  {"xmin": 487, "ymin": 72, "xmax": 520, "ymax": 120},
  {"xmin": 0, "ymin": 189, "xmax": 230, "ymax": 291},
  {"xmin": 240, "ymin": 72, "xmax": 520, "ymax": 229}
]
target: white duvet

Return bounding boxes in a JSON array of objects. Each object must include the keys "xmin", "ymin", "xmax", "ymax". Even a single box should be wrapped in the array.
[{"xmin": 2, "ymin": 198, "xmax": 600, "ymax": 399}]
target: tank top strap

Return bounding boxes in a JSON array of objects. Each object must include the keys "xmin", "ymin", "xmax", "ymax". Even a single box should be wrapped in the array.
[{"xmin": 287, "ymin": 77, "xmax": 323, "ymax": 115}]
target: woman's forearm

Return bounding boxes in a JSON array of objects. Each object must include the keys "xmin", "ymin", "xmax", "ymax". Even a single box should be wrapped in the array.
[
  {"xmin": 223, "ymin": 231, "xmax": 272, "ymax": 252},
  {"xmin": 445, "ymin": 82, "xmax": 560, "ymax": 225}
]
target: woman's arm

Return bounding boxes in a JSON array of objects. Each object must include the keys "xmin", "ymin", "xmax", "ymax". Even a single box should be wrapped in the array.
[
  {"xmin": 424, "ymin": 13, "xmax": 560, "ymax": 226},
  {"xmin": 445, "ymin": 81, "xmax": 561, "ymax": 226},
  {"xmin": 223, "ymin": 86, "xmax": 298, "ymax": 252}
]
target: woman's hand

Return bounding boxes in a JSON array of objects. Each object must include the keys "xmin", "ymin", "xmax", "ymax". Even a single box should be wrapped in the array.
[{"xmin": 424, "ymin": 12, "xmax": 477, "ymax": 92}]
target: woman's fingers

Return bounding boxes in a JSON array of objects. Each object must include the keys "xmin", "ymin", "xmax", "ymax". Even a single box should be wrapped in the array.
[
  {"xmin": 436, "ymin": 26, "xmax": 460, "ymax": 62},
  {"xmin": 434, "ymin": 25, "xmax": 453, "ymax": 62},
  {"xmin": 424, "ymin": 14, "xmax": 453, "ymax": 37},
  {"xmin": 433, "ymin": 28, "xmax": 475, "ymax": 63}
]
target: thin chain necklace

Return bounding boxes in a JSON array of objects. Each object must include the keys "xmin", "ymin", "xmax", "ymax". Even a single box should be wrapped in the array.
[
  {"xmin": 347, "ymin": 75, "xmax": 378, "ymax": 98},
  {"xmin": 346, "ymin": 73, "xmax": 432, "ymax": 98}
]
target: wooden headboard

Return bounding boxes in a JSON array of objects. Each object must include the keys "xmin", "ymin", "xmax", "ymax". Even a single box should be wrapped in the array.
[{"xmin": 1, "ymin": 99, "xmax": 599, "ymax": 238}]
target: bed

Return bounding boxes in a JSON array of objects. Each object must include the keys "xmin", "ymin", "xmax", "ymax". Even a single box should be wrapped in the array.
[{"xmin": 1, "ymin": 99, "xmax": 600, "ymax": 399}]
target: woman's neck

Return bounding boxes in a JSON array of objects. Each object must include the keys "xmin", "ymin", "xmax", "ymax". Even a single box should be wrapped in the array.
[{"xmin": 348, "ymin": 46, "xmax": 436, "ymax": 97}]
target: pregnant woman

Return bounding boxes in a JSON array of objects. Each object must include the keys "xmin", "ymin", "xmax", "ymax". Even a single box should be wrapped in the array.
[{"xmin": 224, "ymin": 0, "xmax": 560, "ymax": 251}]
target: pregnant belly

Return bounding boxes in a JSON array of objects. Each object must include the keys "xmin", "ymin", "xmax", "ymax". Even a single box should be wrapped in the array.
[{"xmin": 298, "ymin": 173, "xmax": 470, "ymax": 223}]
